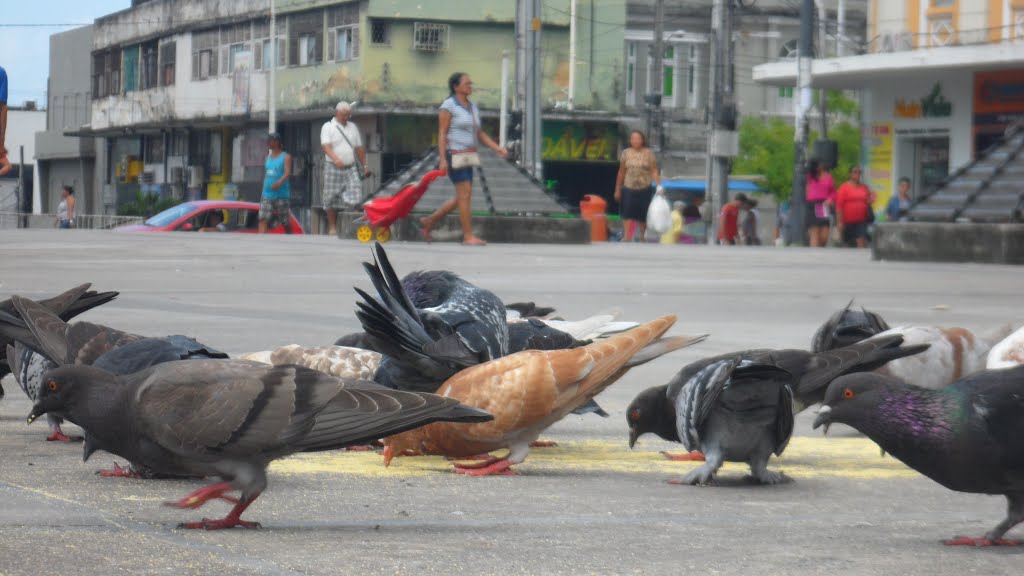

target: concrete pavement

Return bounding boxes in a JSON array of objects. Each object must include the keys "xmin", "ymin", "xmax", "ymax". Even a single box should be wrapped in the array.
[{"xmin": 0, "ymin": 229, "xmax": 1021, "ymax": 575}]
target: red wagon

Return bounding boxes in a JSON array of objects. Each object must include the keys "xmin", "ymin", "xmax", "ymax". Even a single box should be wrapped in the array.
[{"xmin": 355, "ymin": 169, "xmax": 446, "ymax": 243}]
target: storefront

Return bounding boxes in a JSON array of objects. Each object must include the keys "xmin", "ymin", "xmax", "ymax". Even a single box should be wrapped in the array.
[{"xmin": 540, "ymin": 120, "xmax": 621, "ymax": 210}]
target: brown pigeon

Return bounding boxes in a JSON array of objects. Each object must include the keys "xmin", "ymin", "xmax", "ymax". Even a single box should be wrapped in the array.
[{"xmin": 382, "ymin": 315, "xmax": 706, "ymax": 475}]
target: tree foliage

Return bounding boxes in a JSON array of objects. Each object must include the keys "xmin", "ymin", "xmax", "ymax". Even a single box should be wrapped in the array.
[{"xmin": 733, "ymin": 91, "xmax": 861, "ymax": 201}]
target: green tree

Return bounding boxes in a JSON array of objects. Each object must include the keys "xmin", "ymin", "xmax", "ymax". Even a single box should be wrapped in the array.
[{"xmin": 733, "ymin": 109, "xmax": 861, "ymax": 201}]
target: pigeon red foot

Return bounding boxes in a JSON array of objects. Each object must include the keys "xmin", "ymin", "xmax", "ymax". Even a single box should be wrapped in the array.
[
  {"xmin": 943, "ymin": 536, "xmax": 1021, "ymax": 547},
  {"xmin": 661, "ymin": 451, "xmax": 705, "ymax": 462},
  {"xmin": 166, "ymin": 482, "xmax": 262, "ymax": 530},
  {"xmin": 96, "ymin": 462, "xmax": 143, "ymax": 478},
  {"xmin": 529, "ymin": 440, "xmax": 558, "ymax": 448},
  {"xmin": 46, "ymin": 431, "xmax": 82, "ymax": 443},
  {"xmin": 452, "ymin": 456, "xmax": 519, "ymax": 476}
]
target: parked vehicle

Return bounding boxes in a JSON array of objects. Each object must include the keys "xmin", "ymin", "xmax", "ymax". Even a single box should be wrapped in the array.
[{"xmin": 114, "ymin": 200, "xmax": 303, "ymax": 234}]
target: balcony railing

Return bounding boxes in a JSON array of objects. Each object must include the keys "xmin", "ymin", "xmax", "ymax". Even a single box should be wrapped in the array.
[{"xmin": 0, "ymin": 212, "xmax": 145, "ymax": 230}]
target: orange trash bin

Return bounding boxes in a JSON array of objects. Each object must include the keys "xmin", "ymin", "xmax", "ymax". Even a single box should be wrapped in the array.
[{"xmin": 580, "ymin": 194, "xmax": 608, "ymax": 242}]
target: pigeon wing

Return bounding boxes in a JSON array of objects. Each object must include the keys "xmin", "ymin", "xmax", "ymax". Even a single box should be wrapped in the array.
[
  {"xmin": 674, "ymin": 359, "xmax": 737, "ymax": 452},
  {"xmin": 10, "ymin": 295, "xmax": 75, "ymax": 365}
]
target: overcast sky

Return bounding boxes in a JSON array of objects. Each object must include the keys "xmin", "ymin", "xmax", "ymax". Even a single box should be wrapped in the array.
[{"xmin": 1, "ymin": 1, "xmax": 130, "ymax": 107}]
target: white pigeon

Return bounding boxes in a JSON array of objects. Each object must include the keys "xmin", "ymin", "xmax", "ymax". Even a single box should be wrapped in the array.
[
  {"xmin": 986, "ymin": 326, "xmax": 1024, "ymax": 369},
  {"xmin": 238, "ymin": 344, "xmax": 381, "ymax": 380},
  {"xmin": 868, "ymin": 324, "xmax": 1014, "ymax": 389},
  {"xmin": 542, "ymin": 312, "xmax": 640, "ymax": 341}
]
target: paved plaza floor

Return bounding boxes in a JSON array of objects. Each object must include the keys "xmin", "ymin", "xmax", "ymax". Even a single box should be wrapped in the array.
[{"xmin": 1, "ymin": 229, "xmax": 1021, "ymax": 575}]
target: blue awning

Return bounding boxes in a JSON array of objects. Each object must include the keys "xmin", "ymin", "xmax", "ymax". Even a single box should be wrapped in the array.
[{"xmin": 661, "ymin": 179, "xmax": 763, "ymax": 195}]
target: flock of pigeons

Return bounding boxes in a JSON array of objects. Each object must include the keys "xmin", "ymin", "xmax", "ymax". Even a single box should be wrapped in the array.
[{"xmin": 0, "ymin": 242, "xmax": 1022, "ymax": 547}]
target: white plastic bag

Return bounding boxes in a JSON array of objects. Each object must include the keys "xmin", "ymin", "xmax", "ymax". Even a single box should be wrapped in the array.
[{"xmin": 646, "ymin": 191, "xmax": 672, "ymax": 234}]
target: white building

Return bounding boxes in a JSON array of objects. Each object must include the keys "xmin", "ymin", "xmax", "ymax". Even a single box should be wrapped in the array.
[{"xmin": 753, "ymin": 0, "xmax": 1024, "ymax": 211}]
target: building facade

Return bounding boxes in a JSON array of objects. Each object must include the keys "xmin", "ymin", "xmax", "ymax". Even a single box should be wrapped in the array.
[
  {"xmin": 625, "ymin": 0, "xmax": 867, "ymax": 176},
  {"xmin": 1, "ymin": 107, "xmax": 47, "ymax": 215},
  {"xmin": 35, "ymin": 25, "xmax": 100, "ymax": 216},
  {"xmin": 64, "ymin": 0, "xmax": 626, "ymax": 224},
  {"xmin": 754, "ymin": 0, "xmax": 1024, "ymax": 214}
]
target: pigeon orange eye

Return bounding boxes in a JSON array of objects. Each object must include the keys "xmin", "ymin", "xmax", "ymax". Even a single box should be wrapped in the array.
[
  {"xmin": 48, "ymin": 380, "xmax": 59, "ymax": 392},
  {"xmin": 842, "ymin": 388, "xmax": 854, "ymax": 399},
  {"xmin": 629, "ymin": 409, "xmax": 640, "ymax": 422}
]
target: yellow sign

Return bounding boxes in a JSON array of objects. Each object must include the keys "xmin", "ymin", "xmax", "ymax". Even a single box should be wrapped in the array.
[{"xmin": 865, "ymin": 122, "xmax": 893, "ymax": 215}]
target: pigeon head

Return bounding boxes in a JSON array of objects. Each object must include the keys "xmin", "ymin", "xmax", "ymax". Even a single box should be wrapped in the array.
[
  {"xmin": 626, "ymin": 385, "xmax": 677, "ymax": 448},
  {"xmin": 812, "ymin": 301, "xmax": 890, "ymax": 352},
  {"xmin": 381, "ymin": 430, "xmax": 427, "ymax": 466},
  {"xmin": 812, "ymin": 372, "xmax": 895, "ymax": 434},
  {"xmin": 400, "ymin": 270, "xmax": 462, "ymax": 308},
  {"xmin": 27, "ymin": 365, "xmax": 115, "ymax": 425}
]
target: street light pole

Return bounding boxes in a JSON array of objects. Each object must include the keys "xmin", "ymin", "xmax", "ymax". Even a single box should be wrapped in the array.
[
  {"xmin": 269, "ymin": 0, "xmax": 277, "ymax": 133},
  {"xmin": 790, "ymin": 0, "xmax": 814, "ymax": 246}
]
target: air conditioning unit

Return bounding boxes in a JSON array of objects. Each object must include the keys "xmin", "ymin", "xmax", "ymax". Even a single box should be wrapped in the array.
[
  {"xmin": 187, "ymin": 166, "xmax": 205, "ymax": 188},
  {"xmin": 139, "ymin": 171, "xmax": 156, "ymax": 185},
  {"xmin": 879, "ymin": 31, "xmax": 912, "ymax": 53}
]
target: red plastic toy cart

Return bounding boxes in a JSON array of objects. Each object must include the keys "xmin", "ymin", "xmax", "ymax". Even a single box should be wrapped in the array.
[{"xmin": 354, "ymin": 169, "xmax": 445, "ymax": 242}]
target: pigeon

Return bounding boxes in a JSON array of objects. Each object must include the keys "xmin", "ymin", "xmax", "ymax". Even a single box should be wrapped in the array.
[
  {"xmin": 811, "ymin": 300, "xmax": 890, "ymax": 353},
  {"xmin": 987, "ymin": 326, "xmax": 1024, "ymax": 369},
  {"xmin": 382, "ymin": 315, "xmax": 707, "ymax": 476},
  {"xmin": 861, "ymin": 325, "xmax": 1013, "ymax": 390},
  {"xmin": 238, "ymin": 344, "xmax": 382, "ymax": 380},
  {"xmin": 354, "ymin": 242, "xmax": 509, "ymax": 393},
  {"xmin": 631, "ymin": 358, "xmax": 795, "ymax": 485},
  {"xmin": 626, "ymin": 334, "xmax": 930, "ymax": 471},
  {"xmin": 27, "ymin": 359, "xmax": 493, "ymax": 530},
  {"xmin": 0, "ymin": 283, "xmax": 119, "ymax": 391},
  {"xmin": 1, "ymin": 295, "xmax": 227, "ymax": 450},
  {"xmin": 813, "ymin": 367, "xmax": 1024, "ymax": 546},
  {"xmin": 504, "ymin": 301, "xmax": 557, "ymax": 319}
]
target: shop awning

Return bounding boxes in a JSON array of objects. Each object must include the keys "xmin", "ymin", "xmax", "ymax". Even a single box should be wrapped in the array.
[{"xmin": 661, "ymin": 179, "xmax": 763, "ymax": 195}]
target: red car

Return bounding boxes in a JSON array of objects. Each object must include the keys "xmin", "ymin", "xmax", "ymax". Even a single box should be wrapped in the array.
[{"xmin": 114, "ymin": 200, "xmax": 303, "ymax": 234}]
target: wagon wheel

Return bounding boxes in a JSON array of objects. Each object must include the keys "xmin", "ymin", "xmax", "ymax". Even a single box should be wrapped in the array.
[
  {"xmin": 375, "ymin": 226, "xmax": 392, "ymax": 243},
  {"xmin": 356, "ymin": 224, "xmax": 374, "ymax": 243}
]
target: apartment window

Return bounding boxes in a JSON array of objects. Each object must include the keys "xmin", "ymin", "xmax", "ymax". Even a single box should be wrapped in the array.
[
  {"xmin": 625, "ymin": 42, "xmax": 636, "ymax": 106},
  {"xmin": 159, "ymin": 41, "xmax": 176, "ymax": 86},
  {"xmin": 220, "ymin": 22, "xmax": 252, "ymax": 74},
  {"xmin": 328, "ymin": 4, "xmax": 360, "ymax": 62},
  {"xmin": 925, "ymin": 0, "xmax": 957, "ymax": 47},
  {"xmin": 289, "ymin": 11, "xmax": 324, "ymax": 66},
  {"xmin": 662, "ymin": 46, "xmax": 675, "ymax": 102},
  {"xmin": 253, "ymin": 19, "xmax": 286, "ymax": 70},
  {"xmin": 144, "ymin": 134, "xmax": 165, "ymax": 164},
  {"xmin": 371, "ymin": 20, "xmax": 390, "ymax": 46},
  {"xmin": 140, "ymin": 41, "xmax": 159, "ymax": 90},
  {"xmin": 192, "ymin": 29, "xmax": 219, "ymax": 80},
  {"xmin": 413, "ymin": 22, "xmax": 448, "ymax": 52},
  {"xmin": 686, "ymin": 44, "xmax": 700, "ymax": 110},
  {"xmin": 92, "ymin": 52, "xmax": 107, "ymax": 98},
  {"xmin": 123, "ymin": 45, "xmax": 140, "ymax": 92}
]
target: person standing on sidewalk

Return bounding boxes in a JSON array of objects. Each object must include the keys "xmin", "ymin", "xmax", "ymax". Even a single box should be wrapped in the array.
[
  {"xmin": 56, "ymin": 185, "xmax": 75, "ymax": 229},
  {"xmin": 836, "ymin": 165, "xmax": 875, "ymax": 248},
  {"xmin": 614, "ymin": 130, "xmax": 661, "ymax": 242},
  {"xmin": 805, "ymin": 158, "xmax": 836, "ymax": 247},
  {"xmin": 0, "ymin": 64, "xmax": 11, "ymax": 177},
  {"xmin": 258, "ymin": 132, "xmax": 292, "ymax": 234},
  {"xmin": 320, "ymin": 102, "xmax": 369, "ymax": 235}
]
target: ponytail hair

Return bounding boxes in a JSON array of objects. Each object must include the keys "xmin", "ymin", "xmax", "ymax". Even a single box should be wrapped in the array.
[{"xmin": 448, "ymin": 72, "xmax": 467, "ymax": 96}]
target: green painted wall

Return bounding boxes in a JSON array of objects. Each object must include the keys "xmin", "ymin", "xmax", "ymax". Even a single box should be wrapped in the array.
[{"xmin": 270, "ymin": 0, "xmax": 625, "ymax": 114}]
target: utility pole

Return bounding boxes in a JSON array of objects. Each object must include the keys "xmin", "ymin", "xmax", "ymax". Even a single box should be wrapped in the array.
[
  {"xmin": 500, "ymin": 50, "xmax": 510, "ymax": 148},
  {"xmin": 814, "ymin": 0, "xmax": 828, "ymax": 139},
  {"xmin": 269, "ymin": 0, "xmax": 277, "ymax": 133},
  {"xmin": 521, "ymin": 0, "xmax": 543, "ymax": 177},
  {"xmin": 650, "ymin": 0, "xmax": 665, "ymax": 151},
  {"xmin": 790, "ymin": 0, "xmax": 814, "ymax": 246},
  {"xmin": 705, "ymin": 0, "xmax": 737, "ymax": 244},
  {"xmin": 567, "ymin": 0, "xmax": 577, "ymax": 111}
]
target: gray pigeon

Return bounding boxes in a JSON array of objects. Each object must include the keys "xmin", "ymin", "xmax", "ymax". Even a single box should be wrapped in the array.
[
  {"xmin": 813, "ymin": 367, "xmax": 1024, "ymax": 546},
  {"xmin": 354, "ymin": 242, "xmax": 509, "ymax": 392},
  {"xmin": 1, "ymin": 295, "xmax": 227, "ymax": 454},
  {"xmin": 634, "ymin": 359, "xmax": 794, "ymax": 485},
  {"xmin": 0, "ymin": 283, "xmax": 119, "ymax": 396},
  {"xmin": 29, "ymin": 359, "xmax": 493, "ymax": 530},
  {"xmin": 811, "ymin": 300, "xmax": 890, "ymax": 352},
  {"xmin": 627, "ymin": 334, "xmax": 929, "ymax": 484}
]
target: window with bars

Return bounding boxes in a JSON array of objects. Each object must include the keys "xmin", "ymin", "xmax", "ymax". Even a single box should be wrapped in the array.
[
  {"xmin": 92, "ymin": 52, "xmax": 107, "ymax": 99},
  {"xmin": 413, "ymin": 22, "xmax": 448, "ymax": 52},
  {"xmin": 220, "ymin": 22, "xmax": 252, "ymax": 75},
  {"xmin": 253, "ymin": 19, "xmax": 286, "ymax": 70},
  {"xmin": 140, "ymin": 40, "xmax": 159, "ymax": 90},
  {"xmin": 123, "ymin": 46, "xmax": 139, "ymax": 92},
  {"xmin": 329, "ymin": 25, "xmax": 359, "ymax": 61},
  {"xmin": 289, "ymin": 11, "xmax": 324, "ymax": 66},
  {"xmin": 370, "ymin": 20, "xmax": 390, "ymax": 46},
  {"xmin": 192, "ymin": 29, "xmax": 219, "ymax": 80},
  {"xmin": 159, "ymin": 41, "xmax": 176, "ymax": 86}
]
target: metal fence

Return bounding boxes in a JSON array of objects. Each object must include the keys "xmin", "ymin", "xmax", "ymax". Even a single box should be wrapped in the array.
[{"xmin": 0, "ymin": 212, "xmax": 145, "ymax": 230}]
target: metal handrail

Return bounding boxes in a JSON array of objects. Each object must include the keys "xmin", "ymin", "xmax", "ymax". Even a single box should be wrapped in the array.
[{"xmin": 0, "ymin": 212, "xmax": 145, "ymax": 230}]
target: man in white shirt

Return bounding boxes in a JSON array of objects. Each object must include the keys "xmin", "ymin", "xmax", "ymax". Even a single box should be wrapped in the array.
[{"xmin": 320, "ymin": 101, "xmax": 370, "ymax": 235}]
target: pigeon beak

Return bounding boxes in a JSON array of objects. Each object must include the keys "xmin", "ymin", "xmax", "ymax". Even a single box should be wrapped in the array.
[
  {"xmin": 812, "ymin": 405, "xmax": 832, "ymax": 435},
  {"xmin": 27, "ymin": 405, "xmax": 45, "ymax": 425},
  {"xmin": 382, "ymin": 445, "xmax": 393, "ymax": 467},
  {"xmin": 628, "ymin": 427, "xmax": 639, "ymax": 449}
]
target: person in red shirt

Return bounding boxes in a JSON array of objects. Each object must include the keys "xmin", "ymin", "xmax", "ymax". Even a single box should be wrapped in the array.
[
  {"xmin": 717, "ymin": 193, "xmax": 747, "ymax": 245},
  {"xmin": 836, "ymin": 166, "xmax": 876, "ymax": 248}
]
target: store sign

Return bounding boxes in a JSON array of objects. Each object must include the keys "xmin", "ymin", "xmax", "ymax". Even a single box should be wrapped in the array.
[
  {"xmin": 894, "ymin": 83, "xmax": 952, "ymax": 119},
  {"xmin": 864, "ymin": 123, "xmax": 893, "ymax": 215},
  {"xmin": 542, "ymin": 122, "xmax": 619, "ymax": 162}
]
